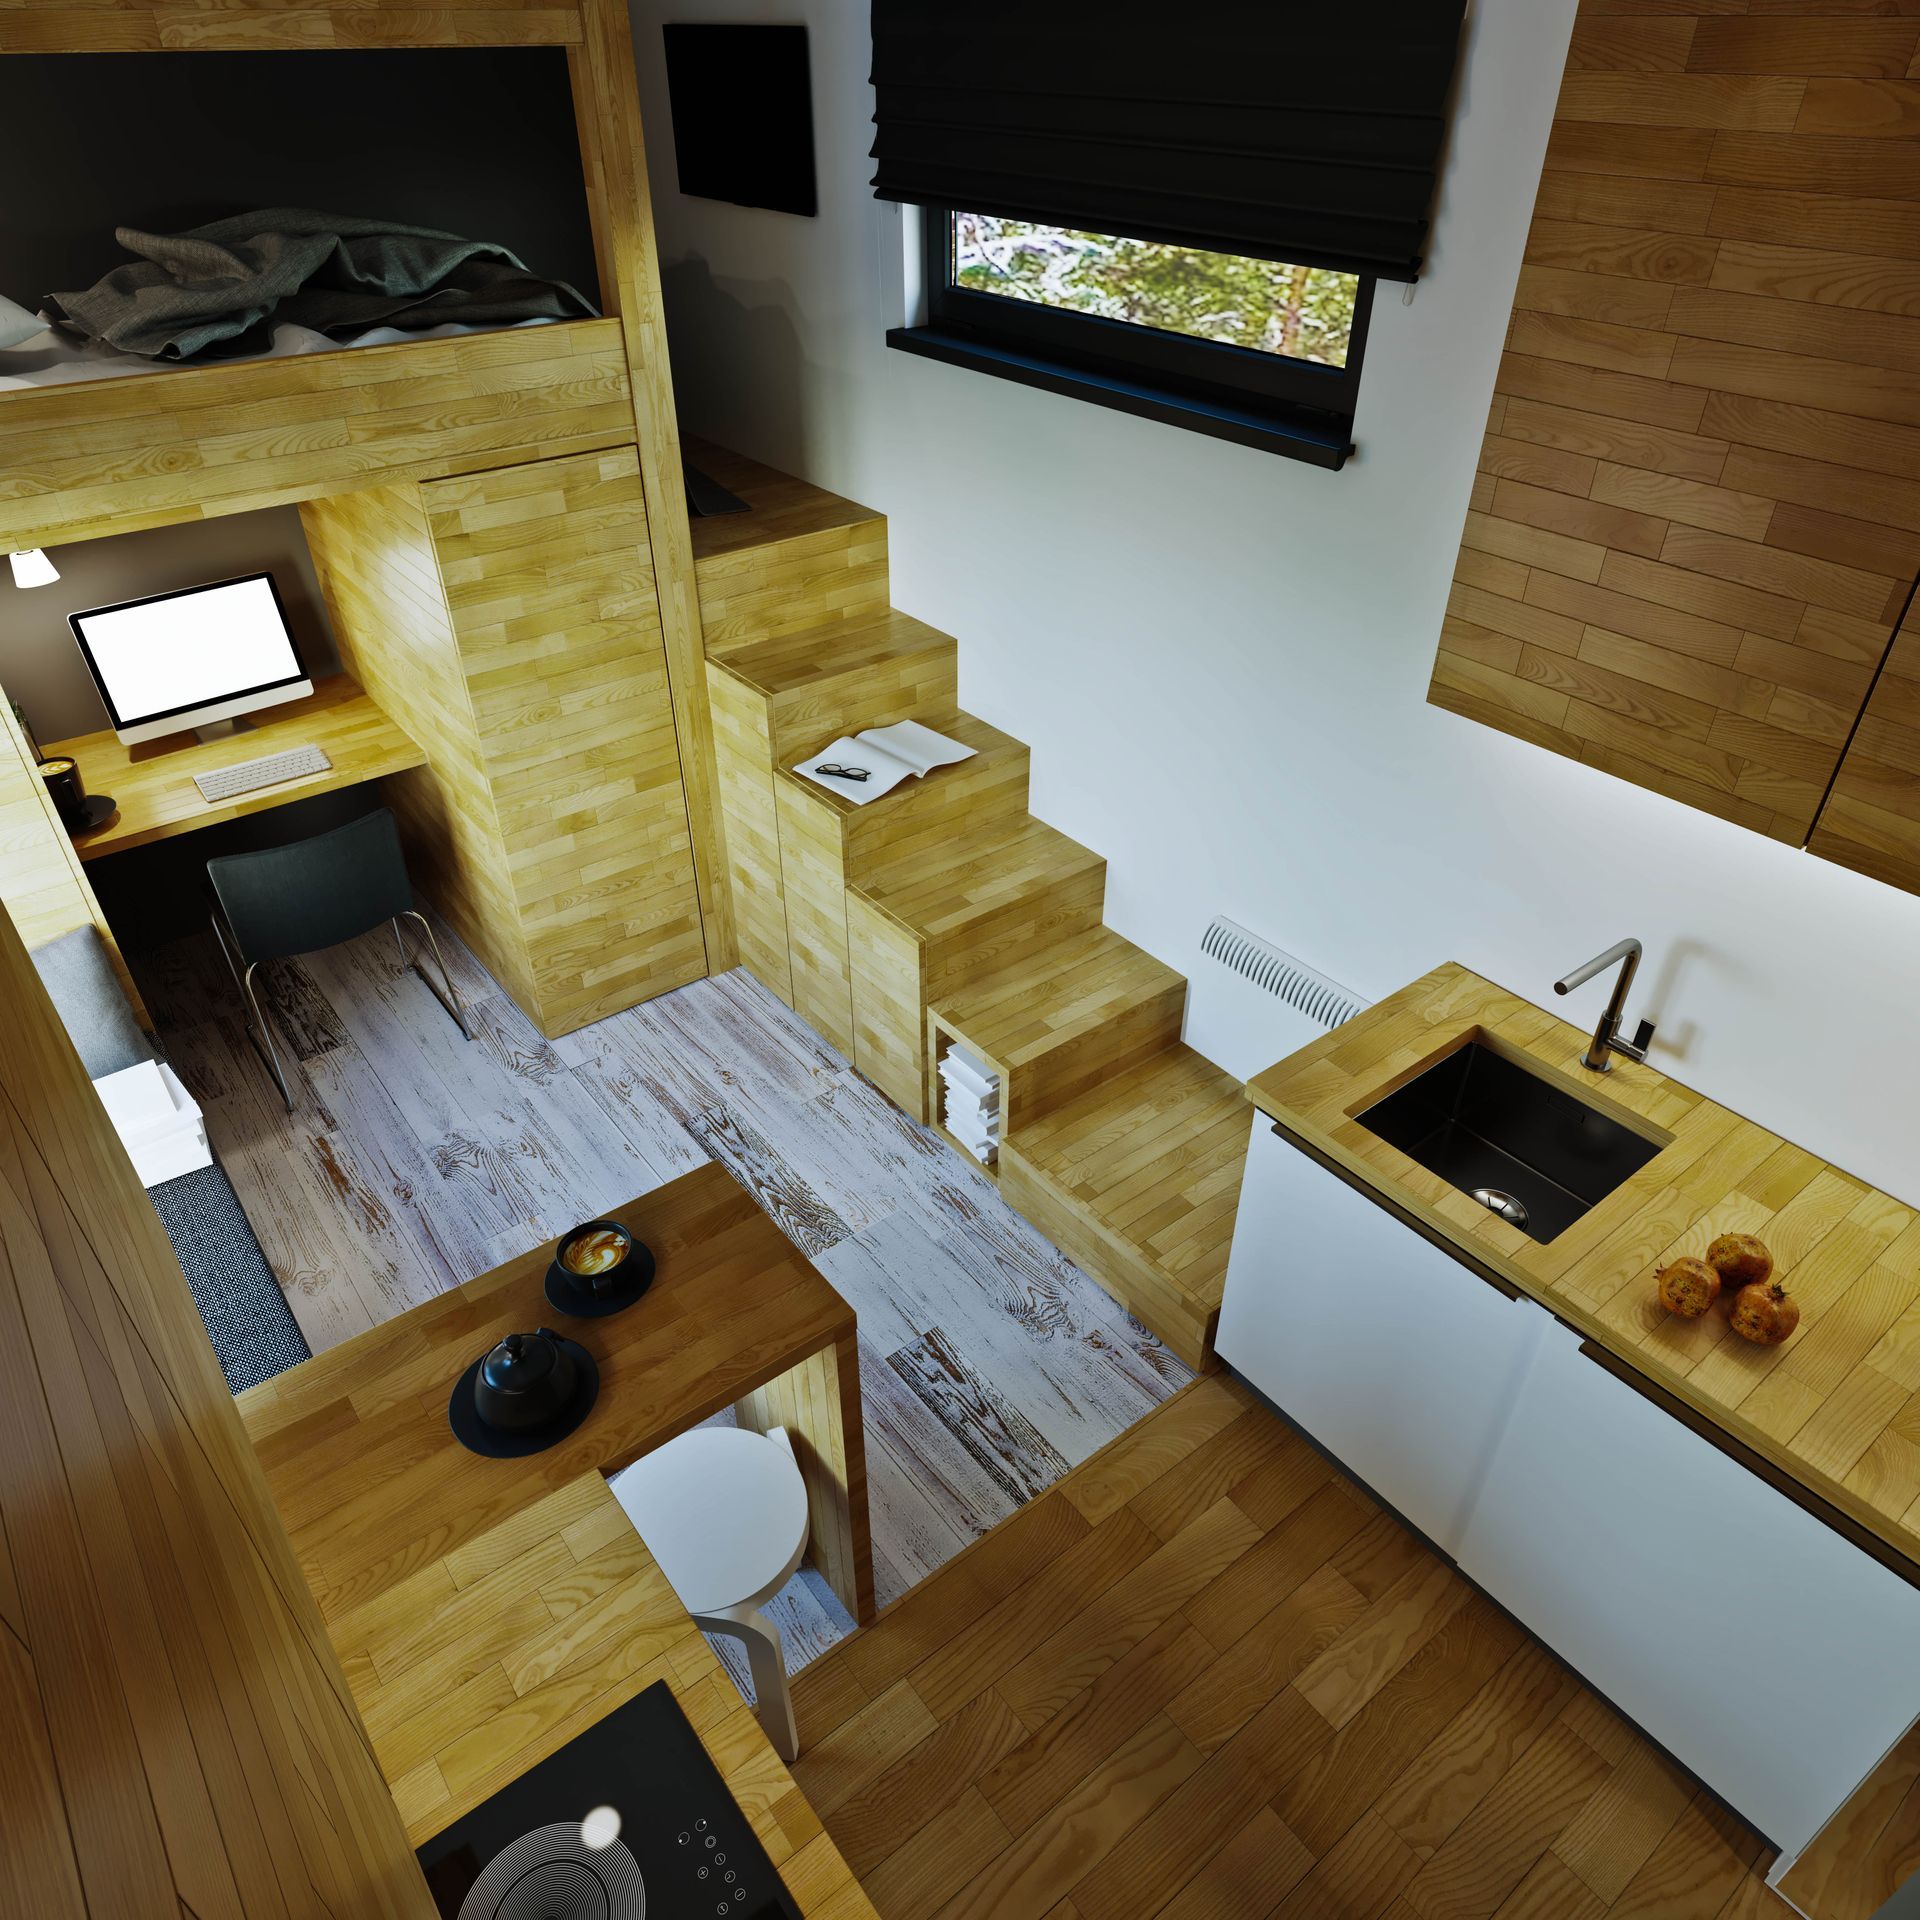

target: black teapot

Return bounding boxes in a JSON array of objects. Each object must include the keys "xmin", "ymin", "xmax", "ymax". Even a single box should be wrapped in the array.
[{"xmin": 471, "ymin": 1328, "xmax": 578, "ymax": 1433}]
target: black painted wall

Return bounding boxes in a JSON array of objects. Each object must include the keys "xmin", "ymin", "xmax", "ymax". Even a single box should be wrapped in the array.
[{"xmin": 0, "ymin": 48, "xmax": 601, "ymax": 307}]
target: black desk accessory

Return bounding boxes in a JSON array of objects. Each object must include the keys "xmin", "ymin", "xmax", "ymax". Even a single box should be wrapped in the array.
[{"xmin": 39, "ymin": 754, "xmax": 114, "ymax": 832}]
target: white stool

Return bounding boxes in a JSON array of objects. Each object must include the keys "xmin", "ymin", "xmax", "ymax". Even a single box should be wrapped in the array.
[{"xmin": 610, "ymin": 1425, "xmax": 810, "ymax": 1761}]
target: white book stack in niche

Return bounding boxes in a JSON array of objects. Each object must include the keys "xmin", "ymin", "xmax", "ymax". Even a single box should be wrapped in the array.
[
  {"xmin": 939, "ymin": 1043, "xmax": 1001, "ymax": 1167},
  {"xmin": 92, "ymin": 1059, "xmax": 212, "ymax": 1187}
]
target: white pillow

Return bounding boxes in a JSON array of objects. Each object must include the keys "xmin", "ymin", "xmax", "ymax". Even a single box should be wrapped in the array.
[{"xmin": 0, "ymin": 295, "xmax": 46, "ymax": 350}]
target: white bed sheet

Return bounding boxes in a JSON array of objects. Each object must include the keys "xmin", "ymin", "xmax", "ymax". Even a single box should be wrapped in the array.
[{"xmin": 0, "ymin": 314, "xmax": 563, "ymax": 392}]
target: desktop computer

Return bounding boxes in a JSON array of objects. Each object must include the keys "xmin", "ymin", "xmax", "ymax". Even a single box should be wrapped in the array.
[{"xmin": 68, "ymin": 572, "xmax": 315, "ymax": 748}]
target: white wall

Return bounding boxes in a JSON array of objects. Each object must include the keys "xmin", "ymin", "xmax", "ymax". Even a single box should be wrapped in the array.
[{"xmin": 629, "ymin": 0, "xmax": 1920, "ymax": 1203}]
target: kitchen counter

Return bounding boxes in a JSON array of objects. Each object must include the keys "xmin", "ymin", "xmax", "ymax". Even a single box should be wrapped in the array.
[
  {"xmin": 237, "ymin": 1163, "xmax": 879, "ymax": 1914},
  {"xmin": 324, "ymin": 1470, "xmax": 877, "ymax": 1913},
  {"xmin": 1247, "ymin": 961, "xmax": 1920, "ymax": 1579}
]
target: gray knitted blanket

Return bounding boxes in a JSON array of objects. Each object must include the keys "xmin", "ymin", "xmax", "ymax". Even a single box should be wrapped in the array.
[{"xmin": 44, "ymin": 208, "xmax": 597, "ymax": 360}]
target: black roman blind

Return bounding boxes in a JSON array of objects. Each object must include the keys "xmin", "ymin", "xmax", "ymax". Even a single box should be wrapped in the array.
[{"xmin": 869, "ymin": 3, "xmax": 1469, "ymax": 282}]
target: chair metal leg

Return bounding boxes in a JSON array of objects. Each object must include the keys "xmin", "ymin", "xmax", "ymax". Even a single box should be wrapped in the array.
[
  {"xmin": 694, "ymin": 1602, "xmax": 799, "ymax": 1762},
  {"xmin": 210, "ymin": 908, "xmax": 294, "ymax": 1111},
  {"xmin": 395, "ymin": 911, "xmax": 472, "ymax": 1040}
]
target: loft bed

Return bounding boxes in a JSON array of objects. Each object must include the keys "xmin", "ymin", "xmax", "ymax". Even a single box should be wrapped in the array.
[
  {"xmin": 0, "ymin": 315, "xmax": 636, "ymax": 549},
  {"xmin": 0, "ymin": 0, "xmax": 733, "ymax": 1033},
  {"xmin": 0, "ymin": 18, "xmax": 654, "ymax": 548}
]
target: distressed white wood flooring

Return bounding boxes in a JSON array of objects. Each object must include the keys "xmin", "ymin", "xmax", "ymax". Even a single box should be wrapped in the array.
[{"xmin": 133, "ymin": 917, "xmax": 1190, "ymax": 1684}]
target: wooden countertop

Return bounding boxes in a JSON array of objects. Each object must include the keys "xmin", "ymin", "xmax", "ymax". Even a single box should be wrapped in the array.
[
  {"xmin": 48, "ymin": 673, "xmax": 426, "ymax": 861},
  {"xmin": 1248, "ymin": 962, "xmax": 1920, "ymax": 1577},
  {"xmin": 239, "ymin": 1163, "xmax": 871, "ymax": 1625},
  {"xmin": 238, "ymin": 1164, "xmax": 878, "ymax": 1913},
  {"xmin": 311, "ymin": 1469, "xmax": 878, "ymax": 1913}
]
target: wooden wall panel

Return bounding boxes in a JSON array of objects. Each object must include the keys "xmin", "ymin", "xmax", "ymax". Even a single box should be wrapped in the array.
[
  {"xmin": 300, "ymin": 483, "xmax": 542, "ymax": 1016},
  {"xmin": 421, "ymin": 447, "xmax": 707, "ymax": 1031},
  {"xmin": 1431, "ymin": 0, "xmax": 1920, "ymax": 861},
  {"xmin": 0, "ymin": 319, "xmax": 634, "ymax": 554},
  {"xmin": 308, "ymin": 452, "xmax": 707, "ymax": 1037},
  {"xmin": 0, "ymin": 693, "xmax": 147, "ymax": 1022},
  {"xmin": 571, "ymin": 0, "xmax": 735, "ymax": 972},
  {"xmin": 0, "ymin": 894, "xmax": 433, "ymax": 1917}
]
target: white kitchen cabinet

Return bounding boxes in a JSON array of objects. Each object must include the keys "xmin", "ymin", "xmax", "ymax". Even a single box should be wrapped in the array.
[
  {"xmin": 1458, "ymin": 1318, "xmax": 1920, "ymax": 1859},
  {"xmin": 1217, "ymin": 1122, "xmax": 1552, "ymax": 1557}
]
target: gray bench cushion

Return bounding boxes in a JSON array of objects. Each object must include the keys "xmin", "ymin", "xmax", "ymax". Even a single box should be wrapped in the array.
[{"xmin": 28, "ymin": 925, "xmax": 155, "ymax": 1078}]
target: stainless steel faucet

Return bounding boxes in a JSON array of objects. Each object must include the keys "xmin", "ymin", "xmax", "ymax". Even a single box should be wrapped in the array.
[{"xmin": 1555, "ymin": 938, "xmax": 1655, "ymax": 1072}]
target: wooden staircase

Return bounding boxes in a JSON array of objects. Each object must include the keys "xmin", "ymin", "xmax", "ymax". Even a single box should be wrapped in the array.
[{"xmin": 688, "ymin": 440, "xmax": 1251, "ymax": 1369}]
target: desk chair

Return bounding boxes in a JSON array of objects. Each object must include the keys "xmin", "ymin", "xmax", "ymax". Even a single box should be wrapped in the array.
[{"xmin": 207, "ymin": 808, "xmax": 470, "ymax": 1111}]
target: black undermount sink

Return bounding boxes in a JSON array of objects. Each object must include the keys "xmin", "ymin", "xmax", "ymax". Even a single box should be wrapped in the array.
[{"xmin": 1355, "ymin": 1040, "xmax": 1665, "ymax": 1246}]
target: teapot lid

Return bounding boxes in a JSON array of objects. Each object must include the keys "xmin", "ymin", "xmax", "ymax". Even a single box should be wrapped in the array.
[{"xmin": 482, "ymin": 1328, "xmax": 561, "ymax": 1394}]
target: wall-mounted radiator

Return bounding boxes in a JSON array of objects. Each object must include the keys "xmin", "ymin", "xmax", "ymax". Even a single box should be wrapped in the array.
[{"xmin": 1188, "ymin": 916, "xmax": 1370, "ymax": 1082}]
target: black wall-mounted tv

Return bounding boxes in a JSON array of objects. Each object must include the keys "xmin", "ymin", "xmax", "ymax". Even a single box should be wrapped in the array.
[{"xmin": 662, "ymin": 23, "xmax": 817, "ymax": 217}]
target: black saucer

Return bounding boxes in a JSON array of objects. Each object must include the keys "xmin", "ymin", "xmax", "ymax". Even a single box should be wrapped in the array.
[
  {"xmin": 448, "ymin": 1337, "xmax": 600, "ymax": 1458},
  {"xmin": 67, "ymin": 793, "xmax": 116, "ymax": 831},
  {"xmin": 544, "ymin": 1240, "xmax": 655, "ymax": 1318}
]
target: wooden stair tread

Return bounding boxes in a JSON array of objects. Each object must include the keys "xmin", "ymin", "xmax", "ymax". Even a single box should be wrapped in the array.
[
  {"xmin": 774, "ymin": 709, "xmax": 1028, "ymax": 828},
  {"xmin": 933, "ymin": 926, "xmax": 1185, "ymax": 1073},
  {"xmin": 854, "ymin": 814, "xmax": 1105, "ymax": 943},
  {"xmin": 706, "ymin": 608, "xmax": 954, "ymax": 699},
  {"xmin": 1007, "ymin": 1043, "xmax": 1251, "ymax": 1304},
  {"xmin": 683, "ymin": 436, "xmax": 882, "ymax": 565}
]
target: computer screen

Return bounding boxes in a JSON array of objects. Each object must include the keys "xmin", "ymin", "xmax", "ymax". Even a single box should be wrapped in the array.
[{"xmin": 69, "ymin": 573, "xmax": 307, "ymax": 731}]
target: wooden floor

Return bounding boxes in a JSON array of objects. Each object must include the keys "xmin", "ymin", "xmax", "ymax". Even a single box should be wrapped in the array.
[
  {"xmin": 1779, "ymin": 1718, "xmax": 1920, "ymax": 1920},
  {"xmin": 787, "ymin": 1374, "xmax": 1795, "ymax": 1920},
  {"xmin": 134, "ymin": 921, "xmax": 1190, "ymax": 1640}
]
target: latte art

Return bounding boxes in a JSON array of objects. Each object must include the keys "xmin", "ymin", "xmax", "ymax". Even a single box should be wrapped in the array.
[{"xmin": 563, "ymin": 1226, "xmax": 627, "ymax": 1277}]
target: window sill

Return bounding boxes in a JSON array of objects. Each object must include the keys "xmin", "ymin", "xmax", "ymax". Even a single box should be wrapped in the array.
[{"xmin": 885, "ymin": 324, "xmax": 1354, "ymax": 471}]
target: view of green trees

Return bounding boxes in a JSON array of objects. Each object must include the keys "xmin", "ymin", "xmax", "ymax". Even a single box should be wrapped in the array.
[{"xmin": 952, "ymin": 213, "xmax": 1358, "ymax": 368}]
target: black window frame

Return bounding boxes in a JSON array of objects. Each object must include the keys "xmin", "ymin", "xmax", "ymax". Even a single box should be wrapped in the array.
[{"xmin": 887, "ymin": 207, "xmax": 1377, "ymax": 471}]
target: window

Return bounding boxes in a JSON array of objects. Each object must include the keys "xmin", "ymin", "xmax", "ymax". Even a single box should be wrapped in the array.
[{"xmin": 889, "ymin": 209, "xmax": 1376, "ymax": 470}]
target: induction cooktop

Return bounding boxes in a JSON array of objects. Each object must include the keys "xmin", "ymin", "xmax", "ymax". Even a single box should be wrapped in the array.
[{"xmin": 416, "ymin": 1680, "xmax": 803, "ymax": 1920}]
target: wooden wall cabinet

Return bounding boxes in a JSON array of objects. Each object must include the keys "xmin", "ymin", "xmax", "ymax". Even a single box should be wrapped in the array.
[
  {"xmin": 1812, "ymin": 593, "xmax": 1920, "ymax": 892},
  {"xmin": 1428, "ymin": 0, "xmax": 1920, "ymax": 894},
  {"xmin": 303, "ymin": 446, "xmax": 708, "ymax": 1038}
]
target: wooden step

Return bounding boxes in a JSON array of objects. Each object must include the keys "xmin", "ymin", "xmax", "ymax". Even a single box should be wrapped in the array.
[
  {"xmin": 846, "ymin": 816, "xmax": 1107, "ymax": 1119},
  {"xmin": 775, "ymin": 712, "xmax": 1031, "ymax": 1059},
  {"xmin": 928, "ymin": 926, "xmax": 1187, "ymax": 1147},
  {"xmin": 686, "ymin": 438, "xmax": 890, "ymax": 656},
  {"xmin": 999, "ymin": 1044, "xmax": 1253, "ymax": 1371},
  {"xmin": 709, "ymin": 609, "xmax": 958, "ymax": 765},
  {"xmin": 782, "ymin": 710, "xmax": 1031, "ymax": 878}
]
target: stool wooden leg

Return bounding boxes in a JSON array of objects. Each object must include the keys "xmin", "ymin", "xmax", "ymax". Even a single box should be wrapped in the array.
[{"xmin": 696, "ymin": 1602, "xmax": 799, "ymax": 1762}]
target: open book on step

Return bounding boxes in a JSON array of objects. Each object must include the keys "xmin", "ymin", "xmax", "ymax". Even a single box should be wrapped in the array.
[{"xmin": 795, "ymin": 719, "xmax": 976, "ymax": 804}]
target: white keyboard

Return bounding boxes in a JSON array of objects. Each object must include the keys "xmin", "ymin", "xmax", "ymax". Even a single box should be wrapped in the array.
[{"xmin": 194, "ymin": 743, "xmax": 333, "ymax": 803}]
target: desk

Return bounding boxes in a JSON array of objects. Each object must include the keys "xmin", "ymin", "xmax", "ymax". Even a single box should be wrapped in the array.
[
  {"xmin": 48, "ymin": 673, "xmax": 426, "ymax": 862},
  {"xmin": 239, "ymin": 1163, "xmax": 875, "ymax": 1633}
]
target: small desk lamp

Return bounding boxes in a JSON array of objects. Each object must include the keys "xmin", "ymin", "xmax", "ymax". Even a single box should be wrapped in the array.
[{"xmin": 9, "ymin": 549, "xmax": 59, "ymax": 589}]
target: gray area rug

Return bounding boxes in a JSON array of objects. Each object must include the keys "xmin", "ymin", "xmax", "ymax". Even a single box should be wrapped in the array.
[{"xmin": 150, "ymin": 1163, "xmax": 311, "ymax": 1393}]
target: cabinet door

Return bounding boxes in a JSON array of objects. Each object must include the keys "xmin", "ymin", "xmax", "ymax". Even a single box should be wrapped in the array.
[
  {"xmin": 1459, "ymin": 1321, "xmax": 1920, "ymax": 1858},
  {"xmin": 1218, "ymin": 1124, "xmax": 1550, "ymax": 1556},
  {"xmin": 1810, "ymin": 606, "xmax": 1920, "ymax": 897}
]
